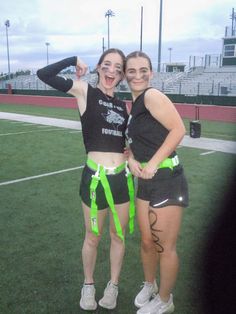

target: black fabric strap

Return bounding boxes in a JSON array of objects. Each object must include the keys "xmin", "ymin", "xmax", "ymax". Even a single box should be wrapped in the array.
[{"xmin": 37, "ymin": 56, "xmax": 77, "ymax": 93}]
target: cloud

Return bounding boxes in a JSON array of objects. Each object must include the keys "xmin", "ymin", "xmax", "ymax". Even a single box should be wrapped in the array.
[{"xmin": 0, "ymin": 0, "xmax": 235, "ymax": 72}]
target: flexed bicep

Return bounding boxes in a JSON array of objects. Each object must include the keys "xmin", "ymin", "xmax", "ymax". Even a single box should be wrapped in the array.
[{"xmin": 37, "ymin": 57, "xmax": 77, "ymax": 93}]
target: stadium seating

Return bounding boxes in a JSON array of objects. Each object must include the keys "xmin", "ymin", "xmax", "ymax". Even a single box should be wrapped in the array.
[{"xmin": 1, "ymin": 66, "xmax": 236, "ymax": 96}]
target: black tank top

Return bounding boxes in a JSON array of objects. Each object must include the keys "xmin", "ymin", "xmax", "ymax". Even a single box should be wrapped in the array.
[
  {"xmin": 126, "ymin": 88, "xmax": 176, "ymax": 162},
  {"xmin": 81, "ymin": 84, "xmax": 128, "ymax": 153}
]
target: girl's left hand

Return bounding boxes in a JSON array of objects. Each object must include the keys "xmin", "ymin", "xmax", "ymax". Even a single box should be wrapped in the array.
[{"xmin": 140, "ymin": 162, "xmax": 157, "ymax": 180}]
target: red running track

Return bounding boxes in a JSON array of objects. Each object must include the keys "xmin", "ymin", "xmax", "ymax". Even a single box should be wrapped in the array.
[{"xmin": 0, "ymin": 94, "xmax": 236, "ymax": 123}]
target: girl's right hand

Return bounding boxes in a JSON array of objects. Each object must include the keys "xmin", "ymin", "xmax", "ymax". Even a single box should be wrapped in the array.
[{"xmin": 128, "ymin": 157, "xmax": 142, "ymax": 177}]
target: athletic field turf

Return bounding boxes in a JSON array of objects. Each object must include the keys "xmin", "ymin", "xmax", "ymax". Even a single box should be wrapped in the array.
[{"xmin": 0, "ymin": 103, "xmax": 235, "ymax": 313}]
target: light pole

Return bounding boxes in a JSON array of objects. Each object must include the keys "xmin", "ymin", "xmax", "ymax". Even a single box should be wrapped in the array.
[
  {"xmin": 5, "ymin": 20, "xmax": 10, "ymax": 78},
  {"xmin": 102, "ymin": 37, "xmax": 106, "ymax": 53},
  {"xmin": 140, "ymin": 6, "xmax": 143, "ymax": 51},
  {"xmin": 45, "ymin": 42, "xmax": 50, "ymax": 65},
  {"xmin": 157, "ymin": 0, "xmax": 163, "ymax": 72},
  {"xmin": 168, "ymin": 47, "xmax": 172, "ymax": 63},
  {"xmin": 105, "ymin": 9, "xmax": 115, "ymax": 49},
  {"xmin": 230, "ymin": 7, "xmax": 236, "ymax": 36}
]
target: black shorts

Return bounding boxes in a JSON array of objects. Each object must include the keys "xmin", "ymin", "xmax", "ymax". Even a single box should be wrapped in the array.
[
  {"xmin": 137, "ymin": 165, "xmax": 189, "ymax": 208},
  {"xmin": 80, "ymin": 165, "xmax": 130, "ymax": 210}
]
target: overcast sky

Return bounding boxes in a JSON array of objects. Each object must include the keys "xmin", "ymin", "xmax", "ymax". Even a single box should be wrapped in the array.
[{"xmin": 0, "ymin": 0, "xmax": 235, "ymax": 73}]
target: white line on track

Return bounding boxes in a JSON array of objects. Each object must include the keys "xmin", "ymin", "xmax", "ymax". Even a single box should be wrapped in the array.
[{"xmin": 0, "ymin": 165, "xmax": 84, "ymax": 186}]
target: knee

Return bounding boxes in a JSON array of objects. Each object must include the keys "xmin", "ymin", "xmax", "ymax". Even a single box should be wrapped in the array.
[
  {"xmin": 141, "ymin": 237, "xmax": 155, "ymax": 252},
  {"xmin": 110, "ymin": 228, "xmax": 125, "ymax": 245},
  {"xmin": 160, "ymin": 245, "xmax": 178, "ymax": 257},
  {"xmin": 84, "ymin": 231, "xmax": 102, "ymax": 248}
]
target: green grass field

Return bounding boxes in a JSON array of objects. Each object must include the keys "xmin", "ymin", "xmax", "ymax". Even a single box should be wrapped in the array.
[{"xmin": 0, "ymin": 103, "xmax": 236, "ymax": 313}]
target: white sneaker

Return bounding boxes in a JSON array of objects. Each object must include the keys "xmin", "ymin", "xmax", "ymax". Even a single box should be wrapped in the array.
[
  {"xmin": 136, "ymin": 294, "xmax": 174, "ymax": 314},
  {"xmin": 79, "ymin": 284, "xmax": 97, "ymax": 311},
  {"xmin": 134, "ymin": 281, "xmax": 158, "ymax": 308},
  {"xmin": 98, "ymin": 281, "xmax": 118, "ymax": 309}
]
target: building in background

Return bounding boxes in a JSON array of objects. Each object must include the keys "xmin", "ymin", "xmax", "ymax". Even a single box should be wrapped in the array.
[{"xmin": 222, "ymin": 8, "xmax": 236, "ymax": 66}]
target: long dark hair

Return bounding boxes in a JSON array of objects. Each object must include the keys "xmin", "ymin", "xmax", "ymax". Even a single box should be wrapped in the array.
[{"xmin": 125, "ymin": 51, "xmax": 152, "ymax": 71}]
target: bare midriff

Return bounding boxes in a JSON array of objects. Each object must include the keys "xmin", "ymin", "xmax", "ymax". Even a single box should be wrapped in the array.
[{"xmin": 87, "ymin": 151, "xmax": 126, "ymax": 168}]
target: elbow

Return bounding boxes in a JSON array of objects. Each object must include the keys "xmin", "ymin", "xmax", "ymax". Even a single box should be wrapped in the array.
[{"xmin": 36, "ymin": 68, "xmax": 50, "ymax": 85}]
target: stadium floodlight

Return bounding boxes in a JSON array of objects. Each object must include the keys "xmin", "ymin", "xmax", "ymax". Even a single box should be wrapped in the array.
[
  {"xmin": 105, "ymin": 9, "xmax": 115, "ymax": 49},
  {"xmin": 45, "ymin": 42, "xmax": 50, "ymax": 65},
  {"xmin": 4, "ymin": 19, "xmax": 10, "ymax": 78}
]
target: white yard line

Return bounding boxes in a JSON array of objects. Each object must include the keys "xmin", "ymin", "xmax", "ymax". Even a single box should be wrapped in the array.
[
  {"xmin": 21, "ymin": 123, "xmax": 39, "ymax": 126},
  {"xmin": 10, "ymin": 121, "xmax": 26, "ymax": 124},
  {"xmin": 0, "ymin": 165, "xmax": 84, "ymax": 186},
  {"xmin": 37, "ymin": 125, "xmax": 53, "ymax": 128},
  {"xmin": 200, "ymin": 151, "xmax": 216, "ymax": 156},
  {"xmin": 0, "ymin": 128, "xmax": 66, "ymax": 136}
]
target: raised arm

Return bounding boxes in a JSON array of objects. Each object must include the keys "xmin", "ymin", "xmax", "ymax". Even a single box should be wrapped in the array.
[
  {"xmin": 37, "ymin": 56, "xmax": 88, "ymax": 97},
  {"xmin": 37, "ymin": 57, "xmax": 76, "ymax": 92},
  {"xmin": 37, "ymin": 56, "xmax": 88, "ymax": 114}
]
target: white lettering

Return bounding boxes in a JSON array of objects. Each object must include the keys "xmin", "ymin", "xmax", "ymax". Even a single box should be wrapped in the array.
[
  {"xmin": 99, "ymin": 99, "xmax": 113, "ymax": 108},
  {"xmin": 98, "ymin": 99, "xmax": 123, "ymax": 111},
  {"xmin": 102, "ymin": 128, "xmax": 122, "ymax": 137}
]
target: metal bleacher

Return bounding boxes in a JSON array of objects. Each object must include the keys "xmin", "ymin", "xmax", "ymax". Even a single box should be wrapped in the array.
[
  {"xmin": 0, "ymin": 73, "xmax": 97, "ymax": 90},
  {"xmin": 157, "ymin": 66, "xmax": 236, "ymax": 96},
  {"xmin": 1, "ymin": 66, "xmax": 236, "ymax": 96}
]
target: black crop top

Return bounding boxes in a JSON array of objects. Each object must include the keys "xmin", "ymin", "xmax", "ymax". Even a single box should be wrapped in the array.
[
  {"xmin": 36, "ymin": 56, "xmax": 128, "ymax": 154},
  {"xmin": 81, "ymin": 84, "xmax": 128, "ymax": 153}
]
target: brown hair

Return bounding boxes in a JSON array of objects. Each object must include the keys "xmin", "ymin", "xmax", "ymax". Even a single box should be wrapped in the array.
[
  {"xmin": 97, "ymin": 48, "xmax": 126, "ymax": 72},
  {"xmin": 125, "ymin": 51, "xmax": 152, "ymax": 71},
  {"xmin": 96, "ymin": 48, "xmax": 125, "ymax": 86}
]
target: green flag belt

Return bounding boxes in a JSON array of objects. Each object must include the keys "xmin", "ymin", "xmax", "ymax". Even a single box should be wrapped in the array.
[
  {"xmin": 141, "ymin": 155, "xmax": 179, "ymax": 170},
  {"xmin": 87, "ymin": 158, "xmax": 135, "ymax": 241}
]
